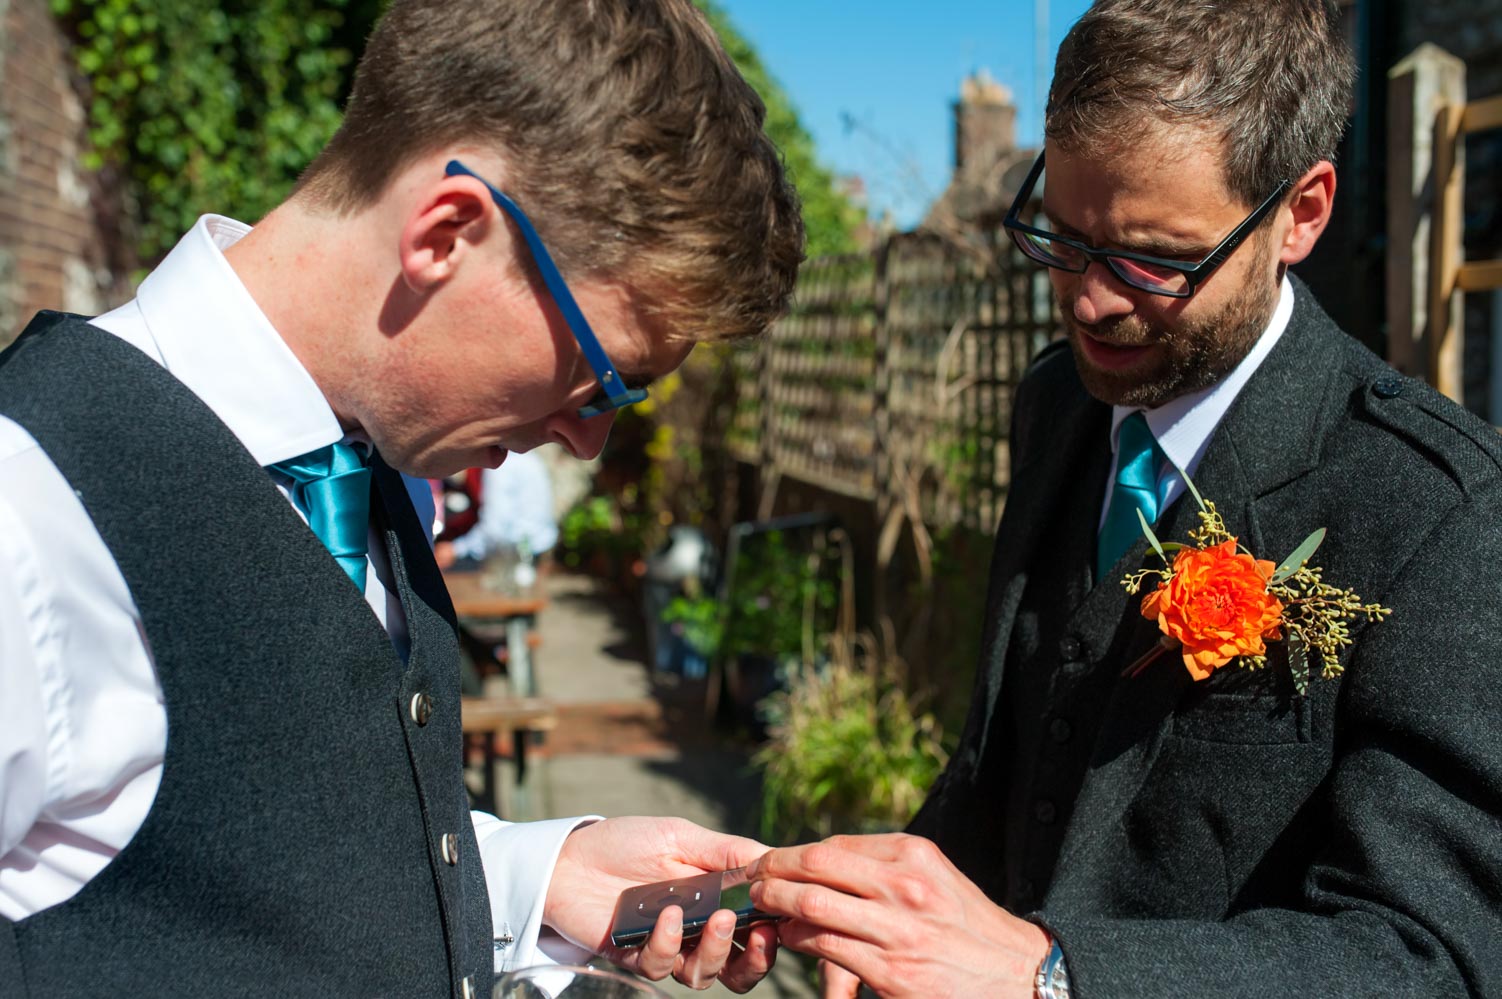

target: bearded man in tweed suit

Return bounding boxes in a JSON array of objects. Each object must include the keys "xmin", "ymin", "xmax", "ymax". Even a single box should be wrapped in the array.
[{"xmin": 744, "ymin": 2, "xmax": 1502, "ymax": 996}]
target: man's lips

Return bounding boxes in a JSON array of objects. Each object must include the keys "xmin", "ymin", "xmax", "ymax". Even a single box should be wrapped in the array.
[{"xmin": 1073, "ymin": 327, "xmax": 1155, "ymax": 371}]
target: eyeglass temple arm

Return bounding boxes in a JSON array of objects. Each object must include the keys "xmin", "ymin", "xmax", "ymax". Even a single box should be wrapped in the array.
[{"xmin": 444, "ymin": 160, "xmax": 634, "ymax": 404}]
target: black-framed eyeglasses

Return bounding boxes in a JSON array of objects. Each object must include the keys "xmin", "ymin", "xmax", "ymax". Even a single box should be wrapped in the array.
[
  {"xmin": 446, "ymin": 160, "xmax": 648, "ymax": 419},
  {"xmin": 1002, "ymin": 152, "xmax": 1292, "ymax": 299}
]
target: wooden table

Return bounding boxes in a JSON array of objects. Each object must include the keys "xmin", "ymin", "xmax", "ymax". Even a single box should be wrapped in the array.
[
  {"xmin": 443, "ymin": 570, "xmax": 548, "ymax": 696},
  {"xmin": 461, "ymin": 696, "xmax": 557, "ymax": 817}
]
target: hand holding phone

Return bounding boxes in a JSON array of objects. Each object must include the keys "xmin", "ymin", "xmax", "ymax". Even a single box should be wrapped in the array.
[{"xmin": 609, "ymin": 867, "xmax": 778, "ymax": 948}]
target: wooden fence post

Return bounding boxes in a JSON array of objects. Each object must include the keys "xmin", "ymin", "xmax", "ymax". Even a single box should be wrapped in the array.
[{"xmin": 1386, "ymin": 43, "xmax": 1466, "ymax": 392}]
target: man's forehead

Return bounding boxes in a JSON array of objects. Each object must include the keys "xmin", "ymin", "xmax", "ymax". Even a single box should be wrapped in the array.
[{"xmin": 1040, "ymin": 135, "xmax": 1243, "ymax": 244}]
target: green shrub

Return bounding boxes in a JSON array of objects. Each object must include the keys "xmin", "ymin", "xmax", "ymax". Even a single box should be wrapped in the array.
[{"xmin": 755, "ymin": 642, "xmax": 949, "ymax": 844}]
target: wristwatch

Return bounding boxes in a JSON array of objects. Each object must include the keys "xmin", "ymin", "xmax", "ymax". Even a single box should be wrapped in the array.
[{"xmin": 1034, "ymin": 934, "xmax": 1071, "ymax": 999}]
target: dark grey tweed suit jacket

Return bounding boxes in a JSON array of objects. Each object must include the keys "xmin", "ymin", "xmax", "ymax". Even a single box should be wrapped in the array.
[{"xmin": 911, "ymin": 280, "xmax": 1502, "ymax": 996}]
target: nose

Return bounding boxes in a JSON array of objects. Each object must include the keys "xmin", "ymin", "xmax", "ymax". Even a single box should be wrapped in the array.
[
  {"xmin": 1064, "ymin": 261, "xmax": 1137, "ymax": 326},
  {"xmin": 547, "ymin": 409, "xmax": 616, "ymax": 460}
]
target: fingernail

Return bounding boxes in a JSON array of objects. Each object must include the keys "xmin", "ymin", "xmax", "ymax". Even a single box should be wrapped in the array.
[
  {"xmin": 746, "ymin": 856, "xmax": 763, "ymax": 878},
  {"xmin": 715, "ymin": 922, "xmax": 733, "ymax": 940}
]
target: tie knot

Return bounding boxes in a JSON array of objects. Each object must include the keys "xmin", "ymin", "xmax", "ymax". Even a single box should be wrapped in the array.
[
  {"xmin": 270, "ymin": 442, "xmax": 369, "ymax": 483},
  {"xmin": 1115, "ymin": 412, "xmax": 1162, "ymax": 489},
  {"xmin": 267, "ymin": 442, "xmax": 373, "ymax": 591}
]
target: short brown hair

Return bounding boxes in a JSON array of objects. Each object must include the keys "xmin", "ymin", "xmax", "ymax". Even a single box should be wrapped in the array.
[
  {"xmin": 1046, "ymin": 0, "xmax": 1356, "ymax": 205},
  {"xmin": 296, "ymin": 0, "xmax": 804, "ymax": 342}
]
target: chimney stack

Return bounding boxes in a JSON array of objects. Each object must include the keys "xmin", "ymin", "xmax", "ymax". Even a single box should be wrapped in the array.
[{"xmin": 953, "ymin": 69, "xmax": 1016, "ymax": 179}]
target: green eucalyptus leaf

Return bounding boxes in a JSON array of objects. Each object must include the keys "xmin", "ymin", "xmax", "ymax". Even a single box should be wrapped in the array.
[
  {"xmin": 1160, "ymin": 542, "xmax": 1188, "ymax": 552},
  {"xmin": 1271, "ymin": 528, "xmax": 1327, "ymax": 583},
  {"xmin": 1137, "ymin": 508, "xmax": 1167, "ymax": 563},
  {"xmin": 1179, "ymin": 466, "xmax": 1208, "ymax": 513},
  {"xmin": 1289, "ymin": 634, "xmax": 1311, "ymax": 697}
]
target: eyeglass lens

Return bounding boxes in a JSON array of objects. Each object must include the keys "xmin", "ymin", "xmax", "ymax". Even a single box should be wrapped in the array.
[{"xmin": 1009, "ymin": 230, "xmax": 1191, "ymax": 296}]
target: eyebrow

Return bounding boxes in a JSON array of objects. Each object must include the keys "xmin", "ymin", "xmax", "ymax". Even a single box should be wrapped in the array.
[{"xmin": 1041, "ymin": 207, "xmax": 1209, "ymax": 259}]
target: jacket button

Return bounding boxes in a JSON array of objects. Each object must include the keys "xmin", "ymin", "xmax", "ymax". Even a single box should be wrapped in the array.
[
  {"xmin": 1058, "ymin": 636, "xmax": 1081, "ymax": 660},
  {"xmin": 1373, "ymin": 376, "xmax": 1405, "ymax": 399},
  {"xmin": 410, "ymin": 692, "xmax": 434, "ymax": 726},
  {"xmin": 442, "ymin": 832, "xmax": 460, "ymax": 866},
  {"xmin": 1048, "ymin": 718, "xmax": 1073, "ymax": 743},
  {"xmin": 1033, "ymin": 799, "xmax": 1057, "ymax": 824}
]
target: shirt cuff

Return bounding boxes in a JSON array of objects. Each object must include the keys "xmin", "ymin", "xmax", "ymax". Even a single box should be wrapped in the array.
[{"xmin": 471, "ymin": 812, "xmax": 603, "ymax": 974}]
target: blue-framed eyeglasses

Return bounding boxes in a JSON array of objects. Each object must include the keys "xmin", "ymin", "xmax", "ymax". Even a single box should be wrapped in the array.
[{"xmin": 446, "ymin": 160, "xmax": 649, "ymax": 419}]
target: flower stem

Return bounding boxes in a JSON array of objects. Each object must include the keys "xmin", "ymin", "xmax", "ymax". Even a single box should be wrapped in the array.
[{"xmin": 1122, "ymin": 637, "xmax": 1178, "ymax": 679}]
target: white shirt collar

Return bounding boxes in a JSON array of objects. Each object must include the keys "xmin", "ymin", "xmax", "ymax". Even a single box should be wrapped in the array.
[
  {"xmin": 1111, "ymin": 274, "xmax": 1295, "ymax": 484},
  {"xmin": 91, "ymin": 215, "xmax": 344, "ymax": 467}
]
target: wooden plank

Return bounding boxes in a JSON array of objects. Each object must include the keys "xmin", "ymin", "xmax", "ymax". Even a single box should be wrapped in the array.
[
  {"xmin": 1461, "ymin": 94, "xmax": 1502, "ymax": 134},
  {"xmin": 1428, "ymin": 100, "xmax": 1465, "ymax": 403},
  {"xmin": 1457, "ymin": 260, "xmax": 1502, "ymax": 293},
  {"xmin": 461, "ymin": 696, "xmax": 558, "ymax": 734},
  {"xmin": 1387, "ymin": 44, "xmax": 1466, "ymax": 378}
]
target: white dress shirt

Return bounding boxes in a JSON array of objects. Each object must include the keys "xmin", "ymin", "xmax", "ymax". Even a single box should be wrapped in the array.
[
  {"xmin": 1101, "ymin": 275, "xmax": 1295, "ymax": 524},
  {"xmin": 0, "ymin": 215, "xmax": 594, "ymax": 971}
]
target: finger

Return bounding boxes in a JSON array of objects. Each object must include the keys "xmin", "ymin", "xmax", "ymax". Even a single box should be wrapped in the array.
[
  {"xmin": 674, "ymin": 909, "xmax": 737, "ymax": 990},
  {"xmin": 719, "ymin": 924, "xmax": 780, "ymax": 994},
  {"xmin": 671, "ymin": 823, "xmax": 771, "ymax": 873},
  {"xmin": 748, "ymin": 835, "xmax": 929, "ymax": 895},
  {"xmin": 751, "ymin": 878, "xmax": 896, "ymax": 948},
  {"xmin": 628, "ymin": 904, "xmax": 685, "ymax": 980},
  {"xmin": 776, "ymin": 918, "xmax": 882, "ymax": 985},
  {"xmin": 820, "ymin": 958, "xmax": 862, "ymax": 999}
]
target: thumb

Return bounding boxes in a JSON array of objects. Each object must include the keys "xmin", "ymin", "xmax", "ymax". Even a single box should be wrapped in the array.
[{"xmin": 820, "ymin": 959, "xmax": 862, "ymax": 999}]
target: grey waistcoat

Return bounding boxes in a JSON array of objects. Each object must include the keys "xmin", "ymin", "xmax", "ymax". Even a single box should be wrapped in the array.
[{"xmin": 0, "ymin": 312, "xmax": 492, "ymax": 998}]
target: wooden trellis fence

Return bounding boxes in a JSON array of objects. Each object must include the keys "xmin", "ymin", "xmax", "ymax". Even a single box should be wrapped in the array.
[{"xmin": 728, "ymin": 230, "xmax": 1058, "ymax": 534}]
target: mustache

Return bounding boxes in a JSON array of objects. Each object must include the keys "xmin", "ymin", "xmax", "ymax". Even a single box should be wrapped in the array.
[{"xmin": 1065, "ymin": 312, "xmax": 1165, "ymax": 348}]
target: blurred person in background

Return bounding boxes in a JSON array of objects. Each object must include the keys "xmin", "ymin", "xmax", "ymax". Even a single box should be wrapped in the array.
[{"xmin": 437, "ymin": 449, "xmax": 559, "ymax": 573}]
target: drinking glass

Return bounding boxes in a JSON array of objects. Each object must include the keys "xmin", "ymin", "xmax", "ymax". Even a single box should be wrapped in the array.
[{"xmin": 493, "ymin": 964, "xmax": 671, "ymax": 999}]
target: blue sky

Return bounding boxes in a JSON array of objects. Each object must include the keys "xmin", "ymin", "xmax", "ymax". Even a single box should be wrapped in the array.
[{"xmin": 716, "ymin": 0, "xmax": 1092, "ymax": 229}]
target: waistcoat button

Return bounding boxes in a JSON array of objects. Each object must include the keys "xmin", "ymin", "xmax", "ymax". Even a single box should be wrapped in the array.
[
  {"xmin": 410, "ymin": 692, "xmax": 434, "ymax": 726},
  {"xmin": 442, "ymin": 832, "xmax": 460, "ymax": 866},
  {"xmin": 1048, "ymin": 718, "xmax": 1073, "ymax": 743},
  {"xmin": 1058, "ymin": 636, "xmax": 1081, "ymax": 660},
  {"xmin": 1033, "ymin": 799, "xmax": 1057, "ymax": 824}
]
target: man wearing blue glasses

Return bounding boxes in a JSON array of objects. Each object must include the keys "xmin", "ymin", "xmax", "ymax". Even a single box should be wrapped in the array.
[
  {"xmin": 0, "ymin": 1, "xmax": 802, "ymax": 996},
  {"xmin": 747, "ymin": 1, "xmax": 1502, "ymax": 996}
]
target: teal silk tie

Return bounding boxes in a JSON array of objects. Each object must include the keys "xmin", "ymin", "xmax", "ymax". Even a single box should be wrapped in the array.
[
  {"xmin": 269, "ymin": 443, "xmax": 373, "ymax": 591},
  {"xmin": 1097, "ymin": 412, "xmax": 1166, "ymax": 582}
]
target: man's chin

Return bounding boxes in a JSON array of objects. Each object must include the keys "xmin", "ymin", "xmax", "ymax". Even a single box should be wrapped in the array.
[{"xmin": 1068, "ymin": 337, "xmax": 1173, "ymax": 407}]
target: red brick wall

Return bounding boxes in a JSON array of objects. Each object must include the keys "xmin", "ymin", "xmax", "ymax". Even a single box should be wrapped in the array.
[{"xmin": 0, "ymin": 0, "xmax": 131, "ymax": 346}]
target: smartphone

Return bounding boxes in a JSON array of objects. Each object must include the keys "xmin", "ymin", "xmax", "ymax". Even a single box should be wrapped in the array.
[{"xmin": 609, "ymin": 867, "xmax": 777, "ymax": 948}]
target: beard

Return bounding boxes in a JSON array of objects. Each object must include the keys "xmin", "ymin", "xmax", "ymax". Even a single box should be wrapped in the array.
[{"xmin": 1060, "ymin": 261, "xmax": 1280, "ymax": 409}]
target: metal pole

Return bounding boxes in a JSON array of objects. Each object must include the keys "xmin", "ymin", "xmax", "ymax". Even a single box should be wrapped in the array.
[{"xmin": 1036, "ymin": 0, "xmax": 1049, "ymax": 130}]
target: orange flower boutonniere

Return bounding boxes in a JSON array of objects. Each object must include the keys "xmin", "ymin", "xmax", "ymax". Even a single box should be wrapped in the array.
[{"xmin": 1122, "ymin": 476, "xmax": 1390, "ymax": 694}]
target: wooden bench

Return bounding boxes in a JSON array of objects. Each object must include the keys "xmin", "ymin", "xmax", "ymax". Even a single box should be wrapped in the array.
[{"xmin": 461, "ymin": 696, "xmax": 558, "ymax": 818}]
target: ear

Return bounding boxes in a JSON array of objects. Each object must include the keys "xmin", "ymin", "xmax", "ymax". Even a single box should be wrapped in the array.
[
  {"xmin": 397, "ymin": 176, "xmax": 493, "ymax": 295},
  {"xmin": 1277, "ymin": 160, "xmax": 1336, "ymax": 267}
]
